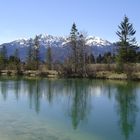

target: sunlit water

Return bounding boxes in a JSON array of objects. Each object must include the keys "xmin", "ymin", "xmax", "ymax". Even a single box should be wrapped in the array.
[{"xmin": 0, "ymin": 78, "xmax": 140, "ymax": 140}]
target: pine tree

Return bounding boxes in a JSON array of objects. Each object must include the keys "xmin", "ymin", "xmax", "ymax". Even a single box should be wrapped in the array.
[
  {"xmin": 2, "ymin": 45, "xmax": 7, "ymax": 62},
  {"xmin": 77, "ymin": 33, "xmax": 87, "ymax": 76},
  {"xmin": 33, "ymin": 35, "xmax": 40, "ymax": 70},
  {"xmin": 0, "ymin": 46, "xmax": 7, "ymax": 69},
  {"xmin": 14, "ymin": 48, "xmax": 19, "ymax": 59},
  {"xmin": 103, "ymin": 52, "xmax": 112, "ymax": 64},
  {"xmin": 69, "ymin": 23, "xmax": 88, "ymax": 76},
  {"xmin": 27, "ymin": 39, "xmax": 33, "ymax": 63},
  {"xmin": 136, "ymin": 52, "xmax": 140, "ymax": 63},
  {"xmin": 70, "ymin": 23, "xmax": 79, "ymax": 73},
  {"xmin": 0, "ymin": 49, "xmax": 4, "ymax": 70},
  {"xmin": 96, "ymin": 54, "xmax": 102, "ymax": 63},
  {"xmin": 26, "ymin": 39, "xmax": 35, "ymax": 70},
  {"xmin": 89, "ymin": 53, "xmax": 95, "ymax": 64},
  {"xmin": 46, "ymin": 46, "xmax": 52, "ymax": 70},
  {"xmin": 14, "ymin": 48, "xmax": 20, "ymax": 71},
  {"xmin": 116, "ymin": 16, "xmax": 138, "ymax": 72}
]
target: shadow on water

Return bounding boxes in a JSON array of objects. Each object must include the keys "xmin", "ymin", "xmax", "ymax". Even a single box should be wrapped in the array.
[{"xmin": 0, "ymin": 78, "xmax": 139, "ymax": 139}]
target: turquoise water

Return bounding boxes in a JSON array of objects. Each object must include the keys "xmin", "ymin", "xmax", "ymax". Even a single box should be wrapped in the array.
[{"xmin": 0, "ymin": 78, "xmax": 140, "ymax": 140}]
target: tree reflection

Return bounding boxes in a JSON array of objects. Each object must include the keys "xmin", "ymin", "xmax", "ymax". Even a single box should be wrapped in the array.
[
  {"xmin": 115, "ymin": 82, "xmax": 138, "ymax": 140},
  {"xmin": 26, "ymin": 79, "xmax": 34, "ymax": 109},
  {"xmin": 25, "ymin": 79, "xmax": 41, "ymax": 114},
  {"xmin": 67, "ymin": 79, "xmax": 91, "ymax": 129},
  {"xmin": 34, "ymin": 80, "xmax": 41, "ymax": 114},
  {"xmin": 46, "ymin": 79, "xmax": 53, "ymax": 104},
  {"xmin": 0, "ymin": 80, "xmax": 8, "ymax": 100},
  {"xmin": 0, "ymin": 78, "xmax": 92, "ymax": 129},
  {"xmin": 14, "ymin": 79, "xmax": 20, "ymax": 100}
]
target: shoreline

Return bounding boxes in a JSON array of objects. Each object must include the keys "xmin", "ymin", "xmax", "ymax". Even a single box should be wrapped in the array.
[{"xmin": 0, "ymin": 70, "xmax": 140, "ymax": 81}]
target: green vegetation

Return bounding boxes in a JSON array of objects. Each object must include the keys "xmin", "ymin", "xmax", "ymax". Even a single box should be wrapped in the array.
[
  {"xmin": 0, "ymin": 46, "xmax": 7, "ymax": 70},
  {"xmin": 46, "ymin": 46, "xmax": 52, "ymax": 70},
  {"xmin": 0, "ymin": 16, "xmax": 140, "ymax": 80},
  {"xmin": 64, "ymin": 23, "xmax": 88, "ymax": 77},
  {"xmin": 116, "ymin": 16, "xmax": 138, "ymax": 72}
]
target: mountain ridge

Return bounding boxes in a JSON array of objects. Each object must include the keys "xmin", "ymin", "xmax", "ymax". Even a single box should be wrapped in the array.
[{"xmin": 0, "ymin": 34, "xmax": 116, "ymax": 62}]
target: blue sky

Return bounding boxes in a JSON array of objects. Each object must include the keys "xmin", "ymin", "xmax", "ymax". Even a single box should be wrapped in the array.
[{"xmin": 0, "ymin": 0, "xmax": 140, "ymax": 44}]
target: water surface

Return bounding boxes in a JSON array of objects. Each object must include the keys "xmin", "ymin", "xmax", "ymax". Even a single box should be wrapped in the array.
[{"xmin": 0, "ymin": 78, "xmax": 140, "ymax": 140}]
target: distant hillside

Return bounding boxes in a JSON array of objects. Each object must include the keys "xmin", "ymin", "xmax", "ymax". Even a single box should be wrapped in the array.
[{"xmin": 0, "ymin": 34, "xmax": 117, "ymax": 62}]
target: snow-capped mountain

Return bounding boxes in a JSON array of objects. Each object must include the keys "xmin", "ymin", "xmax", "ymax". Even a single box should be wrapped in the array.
[
  {"xmin": 0, "ymin": 34, "xmax": 116, "ymax": 62},
  {"xmin": 86, "ymin": 36, "xmax": 112, "ymax": 46}
]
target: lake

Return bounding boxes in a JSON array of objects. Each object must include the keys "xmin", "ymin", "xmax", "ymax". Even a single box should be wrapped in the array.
[{"xmin": 0, "ymin": 78, "xmax": 140, "ymax": 140}]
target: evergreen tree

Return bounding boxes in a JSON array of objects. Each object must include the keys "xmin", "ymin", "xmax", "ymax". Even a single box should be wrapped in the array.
[
  {"xmin": 14, "ymin": 48, "xmax": 19, "ymax": 59},
  {"xmin": 7, "ymin": 48, "xmax": 20, "ymax": 71},
  {"xmin": 136, "ymin": 52, "xmax": 140, "ymax": 63},
  {"xmin": 2, "ymin": 45, "xmax": 7, "ymax": 62},
  {"xmin": 103, "ymin": 52, "xmax": 112, "ymax": 64},
  {"xmin": 116, "ymin": 16, "xmax": 138, "ymax": 72},
  {"xmin": 96, "ymin": 54, "xmax": 103, "ymax": 63},
  {"xmin": 26, "ymin": 39, "xmax": 35, "ymax": 70},
  {"xmin": 46, "ymin": 46, "xmax": 52, "ymax": 70},
  {"xmin": 0, "ymin": 50, "xmax": 4, "ymax": 70},
  {"xmin": 64, "ymin": 23, "xmax": 89, "ymax": 76},
  {"xmin": 27, "ymin": 39, "xmax": 33, "ymax": 63},
  {"xmin": 88, "ymin": 54, "xmax": 95, "ymax": 64},
  {"xmin": 14, "ymin": 48, "xmax": 20, "ymax": 71},
  {"xmin": 0, "ymin": 46, "xmax": 7, "ymax": 69},
  {"xmin": 70, "ymin": 23, "xmax": 79, "ymax": 73},
  {"xmin": 77, "ymin": 33, "xmax": 87, "ymax": 76},
  {"xmin": 33, "ymin": 35, "xmax": 40, "ymax": 70}
]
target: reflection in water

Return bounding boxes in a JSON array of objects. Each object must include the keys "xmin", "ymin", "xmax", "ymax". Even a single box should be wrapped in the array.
[
  {"xmin": 25, "ymin": 79, "xmax": 42, "ymax": 113},
  {"xmin": 26, "ymin": 79, "xmax": 34, "ymax": 109},
  {"xmin": 46, "ymin": 80, "xmax": 53, "ymax": 103},
  {"xmin": 0, "ymin": 78, "xmax": 139, "ymax": 140},
  {"xmin": 115, "ymin": 82, "xmax": 138, "ymax": 140},
  {"xmin": 1, "ymin": 80, "xmax": 8, "ymax": 100},
  {"xmin": 65, "ymin": 80, "xmax": 91, "ymax": 129},
  {"xmin": 0, "ymin": 78, "xmax": 92, "ymax": 129},
  {"xmin": 14, "ymin": 80, "xmax": 20, "ymax": 100}
]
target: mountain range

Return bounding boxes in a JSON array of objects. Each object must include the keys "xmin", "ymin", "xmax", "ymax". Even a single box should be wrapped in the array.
[{"xmin": 0, "ymin": 34, "xmax": 117, "ymax": 62}]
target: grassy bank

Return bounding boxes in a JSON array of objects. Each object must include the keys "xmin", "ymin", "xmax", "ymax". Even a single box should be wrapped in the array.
[
  {"xmin": 1, "ymin": 64, "xmax": 140, "ymax": 81},
  {"xmin": 0, "ymin": 70, "xmax": 59, "ymax": 78}
]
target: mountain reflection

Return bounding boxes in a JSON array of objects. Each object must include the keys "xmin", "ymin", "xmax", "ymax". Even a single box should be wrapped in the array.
[{"xmin": 0, "ymin": 78, "xmax": 139, "ymax": 136}]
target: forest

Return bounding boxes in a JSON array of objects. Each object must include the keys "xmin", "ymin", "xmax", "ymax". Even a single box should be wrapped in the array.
[{"xmin": 0, "ymin": 16, "xmax": 140, "ymax": 79}]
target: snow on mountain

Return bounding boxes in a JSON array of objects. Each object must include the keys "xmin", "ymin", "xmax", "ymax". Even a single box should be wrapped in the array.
[
  {"xmin": 86, "ymin": 36, "xmax": 112, "ymax": 46},
  {"xmin": 0, "ymin": 34, "xmax": 116, "ymax": 62}
]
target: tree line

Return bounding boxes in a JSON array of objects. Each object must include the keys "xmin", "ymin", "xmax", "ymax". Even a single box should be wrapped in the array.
[
  {"xmin": 0, "ymin": 35, "xmax": 53, "ymax": 72},
  {"xmin": 0, "ymin": 15, "xmax": 139, "ymax": 76}
]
